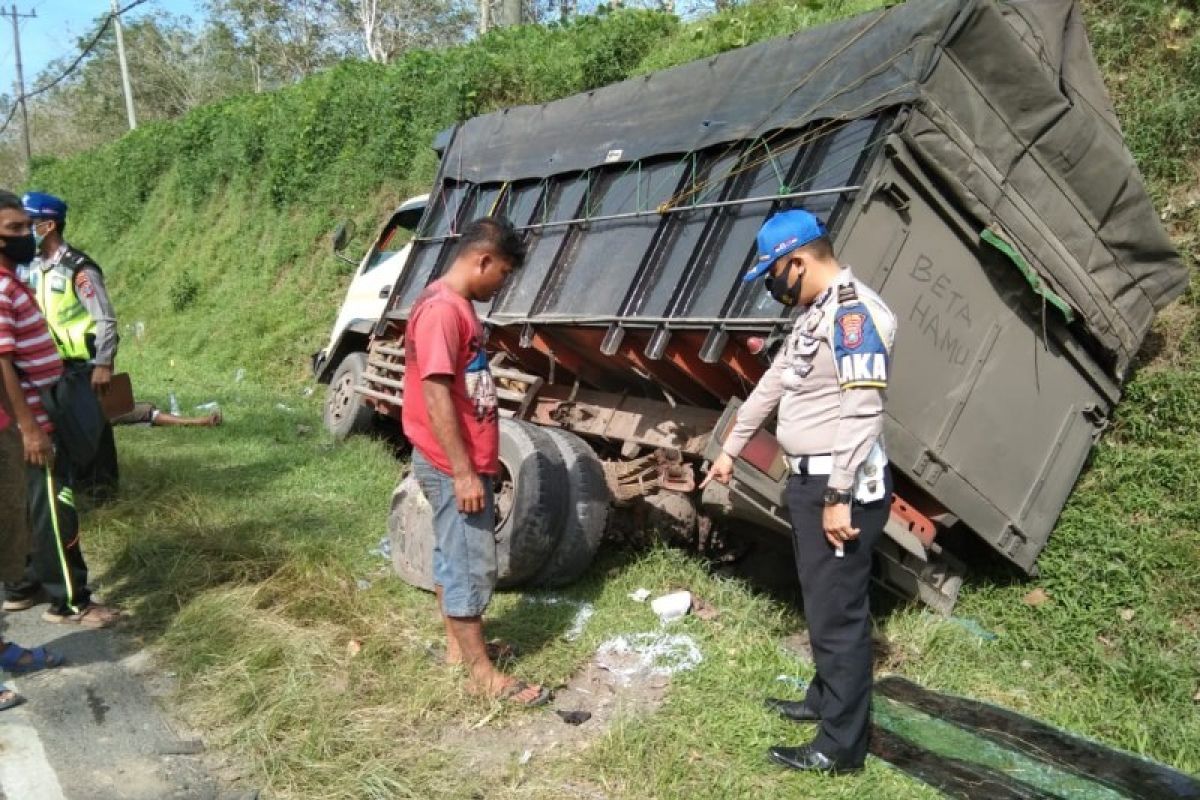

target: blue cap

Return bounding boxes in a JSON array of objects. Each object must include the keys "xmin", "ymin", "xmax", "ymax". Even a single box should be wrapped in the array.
[
  {"xmin": 22, "ymin": 192, "xmax": 68, "ymax": 222},
  {"xmin": 743, "ymin": 209, "xmax": 826, "ymax": 282}
]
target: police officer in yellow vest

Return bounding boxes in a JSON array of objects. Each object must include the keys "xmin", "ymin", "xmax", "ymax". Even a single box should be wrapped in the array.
[{"xmin": 21, "ymin": 192, "xmax": 120, "ymax": 501}]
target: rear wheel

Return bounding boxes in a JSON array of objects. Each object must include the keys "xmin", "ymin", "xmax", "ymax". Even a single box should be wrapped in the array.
[
  {"xmin": 531, "ymin": 428, "xmax": 610, "ymax": 587},
  {"xmin": 323, "ymin": 352, "xmax": 375, "ymax": 440},
  {"xmin": 386, "ymin": 419, "xmax": 569, "ymax": 593},
  {"xmin": 495, "ymin": 419, "xmax": 569, "ymax": 587}
]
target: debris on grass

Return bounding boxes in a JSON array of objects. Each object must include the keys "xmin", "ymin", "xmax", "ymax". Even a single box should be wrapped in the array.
[
  {"xmin": 692, "ymin": 595, "xmax": 720, "ymax": 622},
  {"xmin": 565, "ymin": 604, "xmax": 594, "ymax": 642},
  {"xmin": 944, "ymin": 615, "xmax": 998, "ymax": 641},
  {"xmin": 776, "ymin": 674, "xmax": 809, "ymax": 691},
  {"xmin": 1023, "ymin": 588, "xmax": 1051, "ymax": 607},
  {"xmin": 556, "ymin": 709, "xmax": 592, "ymax": 725},
  {"xmin": 346, "ymin": 639, "xmax": 362, "ymax": 657},
  {"xmin": 628, "ymin": 588, "xmax": 651, "ymax": 603},
  {"xmin": 518, "ymin": 749, "xmax": 533, "ymax": 765},
  {"xmin": 521, "ymin": 595, "xmax": 595, "ymax": 642},
  {"xmin": 1118, "ymin": 608, "xmax": 1136, "ymax": 622},
  {"xmin": 369, "ymin": 535, "xmax": 392, "ymax": 560},
  {"xmin": 650, "ymin": 590, "xmax": 692, "ymax": 623},
  {"xmin": 595, "ymin": 633, "xmax": 703, "ymax": 684}
]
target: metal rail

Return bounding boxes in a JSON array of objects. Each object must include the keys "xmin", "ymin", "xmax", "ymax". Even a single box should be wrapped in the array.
[{"xmin": 412, "ymin": 185, "xmax": 862, "ymax": 243}]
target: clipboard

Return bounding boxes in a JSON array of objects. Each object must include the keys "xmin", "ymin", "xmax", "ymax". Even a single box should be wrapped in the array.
[{"xmin": 100, "ymin": 372, "xmax": 135, "ymax": 421}]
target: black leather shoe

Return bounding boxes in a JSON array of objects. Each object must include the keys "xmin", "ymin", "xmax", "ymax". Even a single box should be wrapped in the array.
[
  {"xmin": 768, "ymin": 743, "xmax": 862, "ymax": 775},
  {"xmin": 764, "ymin": 697, "xmax": 821, "ymax": 722}
]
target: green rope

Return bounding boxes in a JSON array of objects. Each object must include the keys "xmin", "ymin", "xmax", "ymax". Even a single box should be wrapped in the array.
[{"xmin": 981, "ymin": 229, "xmax": 1075, "ymax": 324}]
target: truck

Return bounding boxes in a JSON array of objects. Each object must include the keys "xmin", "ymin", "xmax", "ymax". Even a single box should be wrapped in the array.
[{"xmin": 313, "ymin": 0, "xmax": 1187, "ymax": 612}]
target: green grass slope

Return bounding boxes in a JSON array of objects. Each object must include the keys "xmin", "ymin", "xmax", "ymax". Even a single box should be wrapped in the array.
[{"xmin": 20, "ymin": 1, "xmax": 1200, "ymax": 797}]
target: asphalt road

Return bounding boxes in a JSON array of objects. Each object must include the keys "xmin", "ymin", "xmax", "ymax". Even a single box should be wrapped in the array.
[{"xmin": 0, "ymin": 605, "xmax": 228, "ymax": 800}]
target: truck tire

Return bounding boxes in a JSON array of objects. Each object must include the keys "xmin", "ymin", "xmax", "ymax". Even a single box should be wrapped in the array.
[
  {"xmin": 324, "ymin": 352, "xmax": 374, "ymax": 440},
  {"xmin": 531, "ymin": 428, "xmax": 610, "ymax": 587},
  {"xmin": 388, "ymin": 472, "xmax": 436, "ymax": 591},
  {"xmin": 495, "ymin": 418, "xmax": 568, "ymax": 588}
]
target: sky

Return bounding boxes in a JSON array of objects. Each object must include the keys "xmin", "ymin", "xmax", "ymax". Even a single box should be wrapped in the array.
[{"xmin": 4, "ymin": 0, "xmax": 205, "ymax": 87}]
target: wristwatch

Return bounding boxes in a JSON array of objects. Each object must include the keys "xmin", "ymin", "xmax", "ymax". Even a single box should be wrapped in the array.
[{"xmin": 822, "ymin": 487, "xmax": 853, "ymax": 506}]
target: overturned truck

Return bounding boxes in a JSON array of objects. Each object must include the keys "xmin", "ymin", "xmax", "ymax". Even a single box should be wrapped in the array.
[{"xmin": 330, "ymin": 0, "xmax": 1188, "ymax": 612}]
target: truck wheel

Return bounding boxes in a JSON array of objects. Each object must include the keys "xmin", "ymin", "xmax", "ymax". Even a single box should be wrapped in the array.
[
  {"xmin": 531, "ymin": 428, "xmax": 610, "ymax": 587},
  {"xmin": 495, "ymin": 419, "xmax": 568, "ymax": 588},
  {"xmin": 324, "ymin": 352, "xmax": 375, "ymax": 440},
  {"xmin": 388, "ymin": 472, "xmax": 435, "ymax": 592}
]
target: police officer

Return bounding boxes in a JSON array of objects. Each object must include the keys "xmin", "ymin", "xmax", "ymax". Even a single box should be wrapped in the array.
[
  {"xmin": 702, "ymin": 209, "xmax": 896, "ymax": 774},
  {"xmin": 21, "ymin": 192, "xmax": 120, "ymax": 502}
]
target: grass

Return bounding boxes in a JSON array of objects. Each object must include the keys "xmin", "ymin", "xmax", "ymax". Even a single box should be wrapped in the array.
[{"xmin": 81, "ymin": 317, "xmax": 1200, "ymax": 799}]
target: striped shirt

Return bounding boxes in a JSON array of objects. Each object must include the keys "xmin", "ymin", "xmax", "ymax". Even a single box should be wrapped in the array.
[{"xmin": 0, "ymin": 267, "xmax": 62, "ymax": 433}]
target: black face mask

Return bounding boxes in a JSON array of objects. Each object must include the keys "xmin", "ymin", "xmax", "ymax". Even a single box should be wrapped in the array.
[
  {"xmin": 0, "ymin": 233, "xmax": 36, "ymax": 266},
  {"xmin": 765, "ymin": 261, "xmax": 803, "ymax": 306}
]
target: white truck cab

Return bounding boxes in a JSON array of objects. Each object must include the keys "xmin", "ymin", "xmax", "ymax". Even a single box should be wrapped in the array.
[{"xmin": 314, "ymin": 194, "xmax": 427, "ymax": 438}]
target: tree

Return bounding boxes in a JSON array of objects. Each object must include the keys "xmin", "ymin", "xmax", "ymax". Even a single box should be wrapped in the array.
[
  {"xmin": 207, "ymin": 0, "xmax": 344, "ymax": 89},
  {"xmin": 334, "ymin": 0, "xmax": 472, "ymax": 64}
]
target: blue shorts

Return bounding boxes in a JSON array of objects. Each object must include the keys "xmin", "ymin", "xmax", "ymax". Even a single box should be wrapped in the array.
[{"xmin": 411, "ymin": 451, "xmax": 497, "ymax": 617}]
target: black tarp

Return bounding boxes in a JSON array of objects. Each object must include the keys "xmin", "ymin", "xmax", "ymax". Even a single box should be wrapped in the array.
[{"xmin": 437, "ymin": 0, "xmax": 1186, "ymax": 377}]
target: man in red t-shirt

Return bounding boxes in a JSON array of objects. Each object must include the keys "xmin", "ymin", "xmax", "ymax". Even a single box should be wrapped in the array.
[{"xmin": 403, "ymin": 217, "xmax": 548, "ymax": 706}]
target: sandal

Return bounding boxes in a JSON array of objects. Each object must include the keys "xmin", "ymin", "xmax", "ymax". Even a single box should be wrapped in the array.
[
  {"xmin": 0, "ymin": 642, "xmax": 65, "ymax": 674},
  {"xmin": 0, "ymin": 687, "xmax": 23, "ymax": 711},
  {"xmin": 498, "ymin": 680, "xmax": 552, "ymax": 708},
  {"xmin": 42, "ymin": 603, "xmax": 121, "ymax": 629}
]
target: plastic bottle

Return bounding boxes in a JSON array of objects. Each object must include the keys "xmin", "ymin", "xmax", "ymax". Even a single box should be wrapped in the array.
[{"xmin": 168, "ymin": 381, "xmax": 181, "ymax": 416}]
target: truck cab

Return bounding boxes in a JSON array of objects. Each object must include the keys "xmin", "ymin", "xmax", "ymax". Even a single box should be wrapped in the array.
[{"xmin": 314, "ymin": 194, "xmax": 428, "ymax": 438}]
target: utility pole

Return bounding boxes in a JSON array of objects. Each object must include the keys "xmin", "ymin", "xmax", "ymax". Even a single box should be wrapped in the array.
[
  {"xmin": 478, "ymin": 0, "xmax": 489, "ymax": 35},
  {"xmin": 7, "ymin": 4, "xmax": 35, "ymax": 176},
  {"xmin": 110, "ymin": 0, "xmax": 136, "ymax": 130}
]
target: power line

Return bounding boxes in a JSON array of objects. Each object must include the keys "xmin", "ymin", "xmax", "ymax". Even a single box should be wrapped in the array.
[{"xmin": 0, "ymin": 0, "xmax": 150, "ymax": 138}]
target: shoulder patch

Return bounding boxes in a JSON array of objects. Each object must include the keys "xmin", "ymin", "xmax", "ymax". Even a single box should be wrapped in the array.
[
  {"xmin": 75, "ymin": 272, "xmax": 97, "ymax": 299},
  {"xmin": 834, "ymin": 301, "xmax": 889, "ymax": 389}
]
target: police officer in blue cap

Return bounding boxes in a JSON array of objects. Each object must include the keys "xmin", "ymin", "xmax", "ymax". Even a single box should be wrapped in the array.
[
  {"xmin": 702, "ymin": 208, "xmax": 897, "ymax": 774},
  {"xmin": 20, "ymin": 192, "xmax": 120, "ymax": 501}
]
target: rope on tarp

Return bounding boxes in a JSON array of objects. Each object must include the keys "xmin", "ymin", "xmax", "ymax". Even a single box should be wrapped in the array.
[{"xmin": 981, "ymin": 228, "xmax": 1075, "ymax": 324}]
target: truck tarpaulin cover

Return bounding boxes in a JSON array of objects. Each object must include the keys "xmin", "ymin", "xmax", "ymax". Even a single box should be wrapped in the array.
[{"xmin": 440, "ymin": 0, "xmax": 1186, "ymax": 377}]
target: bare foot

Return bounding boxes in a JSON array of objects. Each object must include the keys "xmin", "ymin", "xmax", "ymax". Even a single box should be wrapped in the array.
[
  {"xmin": 447, "ymin": 640, "xmax": 515, "ymax": 666},
  {"xmin": 205, "ymin": 411, "xmax": 223, "ymax": 427}
]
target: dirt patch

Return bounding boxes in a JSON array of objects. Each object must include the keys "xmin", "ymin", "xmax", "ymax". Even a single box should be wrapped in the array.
[{"xmin": 436, "ymin": 635, "xmax": 701, "ymax": 773}]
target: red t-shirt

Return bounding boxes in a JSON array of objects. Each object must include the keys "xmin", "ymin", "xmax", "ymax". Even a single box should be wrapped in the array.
[{"xmin": 402, "ymin": 281, "xmax": 499, "ymax": 476}]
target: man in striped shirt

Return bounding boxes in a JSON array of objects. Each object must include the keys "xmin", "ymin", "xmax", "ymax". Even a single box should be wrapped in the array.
[{"xmin": 0, "ymin": 190, "xmax": 118, "ymax": 629}]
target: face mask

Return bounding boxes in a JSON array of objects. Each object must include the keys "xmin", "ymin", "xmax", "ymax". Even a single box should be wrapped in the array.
[
  {"xmin": 765, "ymin": 260, "xmax": 803, "ymax": 306},
  {"xmin": 0, "ymin": 233, "xmax": 36, "ymax": 266},
  {"xmin": 32, "ymin": 223, "xmax": 46, "ymax": 250}
]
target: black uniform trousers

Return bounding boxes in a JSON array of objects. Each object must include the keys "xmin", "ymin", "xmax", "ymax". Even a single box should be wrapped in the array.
[
  {"xmin": 8, "ymin": 432, "xmax": 93, "ymax": 615},
  {"xmin": 785, "ymin": 468, "xmax": 891, "ymax": 767},
  {"xmin": 64, "ymin": 361, "xmax": 119, "ymax": 503}
]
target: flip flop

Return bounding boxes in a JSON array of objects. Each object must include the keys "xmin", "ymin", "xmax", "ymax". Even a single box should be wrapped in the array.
[
  {"xmin": 0, "ymin": 687, "xmax": 24, "ymax": 711},
  {"xmin": 499, "ymin": 680, "xmax": 552, "ymax": 708},
  {"xmin": 42, "ymin": 603, "xmax": 121, "ymax": 629},
  {"xmin": 0, "ymin": 643, "xmax": 65, "ymax": 674}
]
